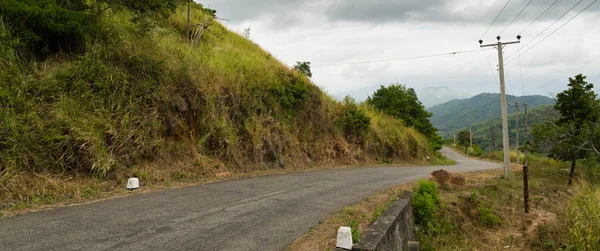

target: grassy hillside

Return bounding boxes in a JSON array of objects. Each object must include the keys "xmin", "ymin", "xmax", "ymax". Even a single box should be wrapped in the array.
[
  {"xmin": 428, "ymin": 93, "xmax": 555, "ymax": 134},
  {"xmin": 0, "ymin": 2, "xmax": 430, "ymax": 209}
]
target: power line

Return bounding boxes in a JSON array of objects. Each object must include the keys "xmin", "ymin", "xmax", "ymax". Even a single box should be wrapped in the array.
[
  {"xmin": 481, "ymin": 49, "xmax": 500, "ymax": 88},
  {"xmin": 518, "ymin": 42, "xmax": 525, "ymax": 103},
  {"xmin": 481, "ymin": 0, "xmax": 512, "ymax": 39},
  {"xmin": 311, "ymin": 48, "xmax": 492, "ymax": 67},
  {"xmin": 499, "ymin": 0, "xmax": 533, "ymax": 36},
  {"xmin": 519, "ymin": 0, "xmax": 560, "ymax": 35},
  {"xmin": 506, "ymin": 0, "xmax": 597, "ymax": 65},
  {"xmin": 505, "ymin": 0, "xmax": 584, "ymax": 62}
]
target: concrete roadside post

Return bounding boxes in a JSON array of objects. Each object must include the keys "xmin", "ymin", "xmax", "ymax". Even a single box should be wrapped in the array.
[{"xmin": 336, "ymin": 226, "xmax": 353, "ymax": 250}]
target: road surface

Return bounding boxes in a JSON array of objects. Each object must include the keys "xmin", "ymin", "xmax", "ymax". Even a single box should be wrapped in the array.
[{"xmin": 0, "ymin": 147, "xmax": 499, "ymax": 251}]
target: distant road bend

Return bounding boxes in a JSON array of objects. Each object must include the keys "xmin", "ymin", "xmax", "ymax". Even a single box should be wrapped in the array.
[{"xmin": 0, "ymin": 147, "xmax": 500, "ymax": 251}]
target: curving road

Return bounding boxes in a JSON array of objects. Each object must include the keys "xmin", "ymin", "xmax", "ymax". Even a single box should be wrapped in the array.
[{"xmin": 0, "ymin": 147, "xmax": 499, "ymax": 251}]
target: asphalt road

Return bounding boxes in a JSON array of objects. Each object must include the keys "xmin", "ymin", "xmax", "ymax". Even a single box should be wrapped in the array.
[{"xmin": 0, "ymin": 147, "xmax": 500, "ymax": 251}]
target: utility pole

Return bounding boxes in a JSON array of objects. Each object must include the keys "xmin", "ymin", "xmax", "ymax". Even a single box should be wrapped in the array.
[
  {"xmin": 470, "ymin": 125, "xmax": 473, "ymax": 149},
  {"xmin": 453, "ymin": 127, "xmax": 457, "ymax": 145},
  {"xmin": 480, "ymin": 35, "xmax": 521, "ymax": 177},
  {"xmin": 524, "ymin": 104, "xmax": 528, "ymax": 142},
  {"xmin": 509, "ymin": 103, "xmax": 521, "ymax": 164}
]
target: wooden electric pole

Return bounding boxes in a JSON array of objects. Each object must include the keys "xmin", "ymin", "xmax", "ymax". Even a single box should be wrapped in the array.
[
  {"xmin": 480, "ymin": 35, "xmax": 521, "ymax": 177},
  {"xmin": 470, "ymin": 125, "xmax": 473, "ymax": 149},
  {"xmin": 452, "ymin": 126, "xmax": 456, "ymax": 145}
]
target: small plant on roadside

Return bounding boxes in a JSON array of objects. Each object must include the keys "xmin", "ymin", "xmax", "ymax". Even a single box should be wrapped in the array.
[
  {"xmin": 347, "ymin": 218, "xmax": 360, "ymax": 243},
  {"xmin": 478, "ymin": 204, "xmax": 502, "ymax": 227},
  {"xmin": 370, "ymin": 205, "xmax": 385, "ymax": 224},
  {"xmin": 413, "ymin": 179, "xmax": 440, "ymax": 227}
]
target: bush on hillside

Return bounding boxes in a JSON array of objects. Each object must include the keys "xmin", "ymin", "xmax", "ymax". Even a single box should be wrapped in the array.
[
  {"xmin": 413, "ymin": 179, "xmax": 440, "ymax": 226},
  {"xmin": 335, "ymin": 97, "xmax": 371, "ymax": 141},
  {"xmin": 0, "ymin": 0, "xmax": 95, "ymax": 57},
  {"xmin": 367, "ymin": 84, "xmax": 442, "ymax": 151},
  {"xmin": 466, "ymin": 144, "xmax": 483, "ymax": 157},
  {"xmin": 0, "ymin": 0, "xmax": 178, "ymax": 58}
]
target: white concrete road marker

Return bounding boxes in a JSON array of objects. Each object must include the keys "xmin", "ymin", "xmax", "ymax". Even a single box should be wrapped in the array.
[
  {"xmin": 126, "ymin": 178, "xmax": 139, "ymax": 190},
  {"xmin": 336, "ymin": 226, "xmax": 353, "ymax": 250}
]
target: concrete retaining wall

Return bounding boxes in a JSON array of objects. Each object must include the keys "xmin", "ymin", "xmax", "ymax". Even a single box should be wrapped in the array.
[{"xmin": 351, "ymin": 191, "xmax": 416, "ymax": 251}]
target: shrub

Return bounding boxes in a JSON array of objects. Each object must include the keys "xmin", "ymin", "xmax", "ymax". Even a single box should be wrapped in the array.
[
  {"xmin": 370, "ymin": 205, "xmax": 385, "ymax": 224},
  {"xmin": 466, "ymin": 144, "xmax": 483, "ymax": 157},
  {"xmin": 266, "ymin": 70, "xmax": 310, "ymax": 113},
  {"xmin": 347, "ymin": 218, "xmax": 360, "ymax": 243},
  {"xmin": 335, "ymin": 96, "xmax": 371, "ymax": 140},
  {"xmin": 413, "ymin": 179, "xmax": 440, "ymax": 226},
  {"xmin": 478, "ymin": 204, "xmax": 502, "ymax": 227},
  {"xmin": 0, "ymin": 0, "xmax": 95, "ymax": 57}
]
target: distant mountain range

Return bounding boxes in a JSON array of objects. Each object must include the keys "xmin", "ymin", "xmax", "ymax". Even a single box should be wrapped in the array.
[
  {"xmin": 416, "ymin": 86, "xmax": 471, "ymax": 108},
  {"xmin": 334, "ymin": 85, "xmax": 471, "ymax": 107},
  {"xmin": 427, "ymin": 93, "xmax": 555, "ymax": 134}
]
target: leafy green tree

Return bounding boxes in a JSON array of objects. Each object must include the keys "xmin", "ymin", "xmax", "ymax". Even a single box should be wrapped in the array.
[
  {"xmin": 457, "ymin": 130, "xmax": 470, "ymax": 147},
  {"xmin": 293, "ymin": 61, "xmax": 312, "ymax": 78},
  {"xmin": 533, "ymin": 74, "xmax": 599, "ymax": 185},
  {"xmin": 367, "ymin": 84, "xmax": 442, "ymax": 151}
]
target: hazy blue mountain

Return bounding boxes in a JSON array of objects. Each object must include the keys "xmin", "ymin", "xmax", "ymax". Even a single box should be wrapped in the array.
[
  {"xmin": 334, "ymin": 85, "xmax": 471, "ymax": 106},
  {"xmin": 417, "ymin": 86, "xmax": 472, "ymax": 108},
  {"xmin": 428, "ymin": 93, "xmax": 555, "ymax": 134}
]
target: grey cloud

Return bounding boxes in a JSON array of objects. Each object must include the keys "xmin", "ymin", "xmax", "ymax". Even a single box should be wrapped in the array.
[
  {"xmin": 325, "ymin": 0, "xmax": 600, "ymax": 25},
  {"xmin": 200, "ymin": 0, "xmax": 318, "ymax": 24}
]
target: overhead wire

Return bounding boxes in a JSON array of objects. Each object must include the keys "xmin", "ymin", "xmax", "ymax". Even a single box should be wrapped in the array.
[
  {"xmin": 519, "ymin": 0, "xmax": 561, "ymax": 35},
  {"xmin": 481, "ymin": 0, "xmax": 512, "ymax": 39},
  {"xmin": 506, "ymin": 0, "xmax": 598, "ymax": 65},
  {"xmin": 499, "ymin": 0, "xmax": 533, "ymax": 36},
  {"xmin": 504, "ymin": 0, "xmax": 584, "ymax": 62},
  {"xmin": 518, "ymin": 42, "xmax": 525, "ymax": 104},
  {"xmin": 311, "ymin": 48, "xmax": 492, "ymax": 67},
  {"xmin": 481, "ymin": 49, "xmax": 500, "ymax": 88}
]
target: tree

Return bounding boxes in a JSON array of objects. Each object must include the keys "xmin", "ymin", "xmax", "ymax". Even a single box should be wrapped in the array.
[
  {"xmin": 293, "ymin": 61, "xmax": 312, "ymax": 78},
  {"xmin": 457, "ymin": 130, "xmax": 471, "ymax": 147},
  {"xmin": 367, "ymin": 84, "xmax": 442, "ymax": 151},
  {"xmin": 488, "ymin": 125, "xmax": 497, "ymax": 150},
  {"xmin": 533, "ymin": 74, "xmax": 599, "ymax": 185}
]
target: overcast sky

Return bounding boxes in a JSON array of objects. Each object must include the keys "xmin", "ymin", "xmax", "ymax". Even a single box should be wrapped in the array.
[{"xmin": 200, "ymin": 0, "xmax": 600, "ymax": 98}]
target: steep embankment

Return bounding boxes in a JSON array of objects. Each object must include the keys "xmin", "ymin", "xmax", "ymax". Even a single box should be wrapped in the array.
[{"xmin": 0, "ymin": 3, "xmax": 429, "ymax": 209}]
